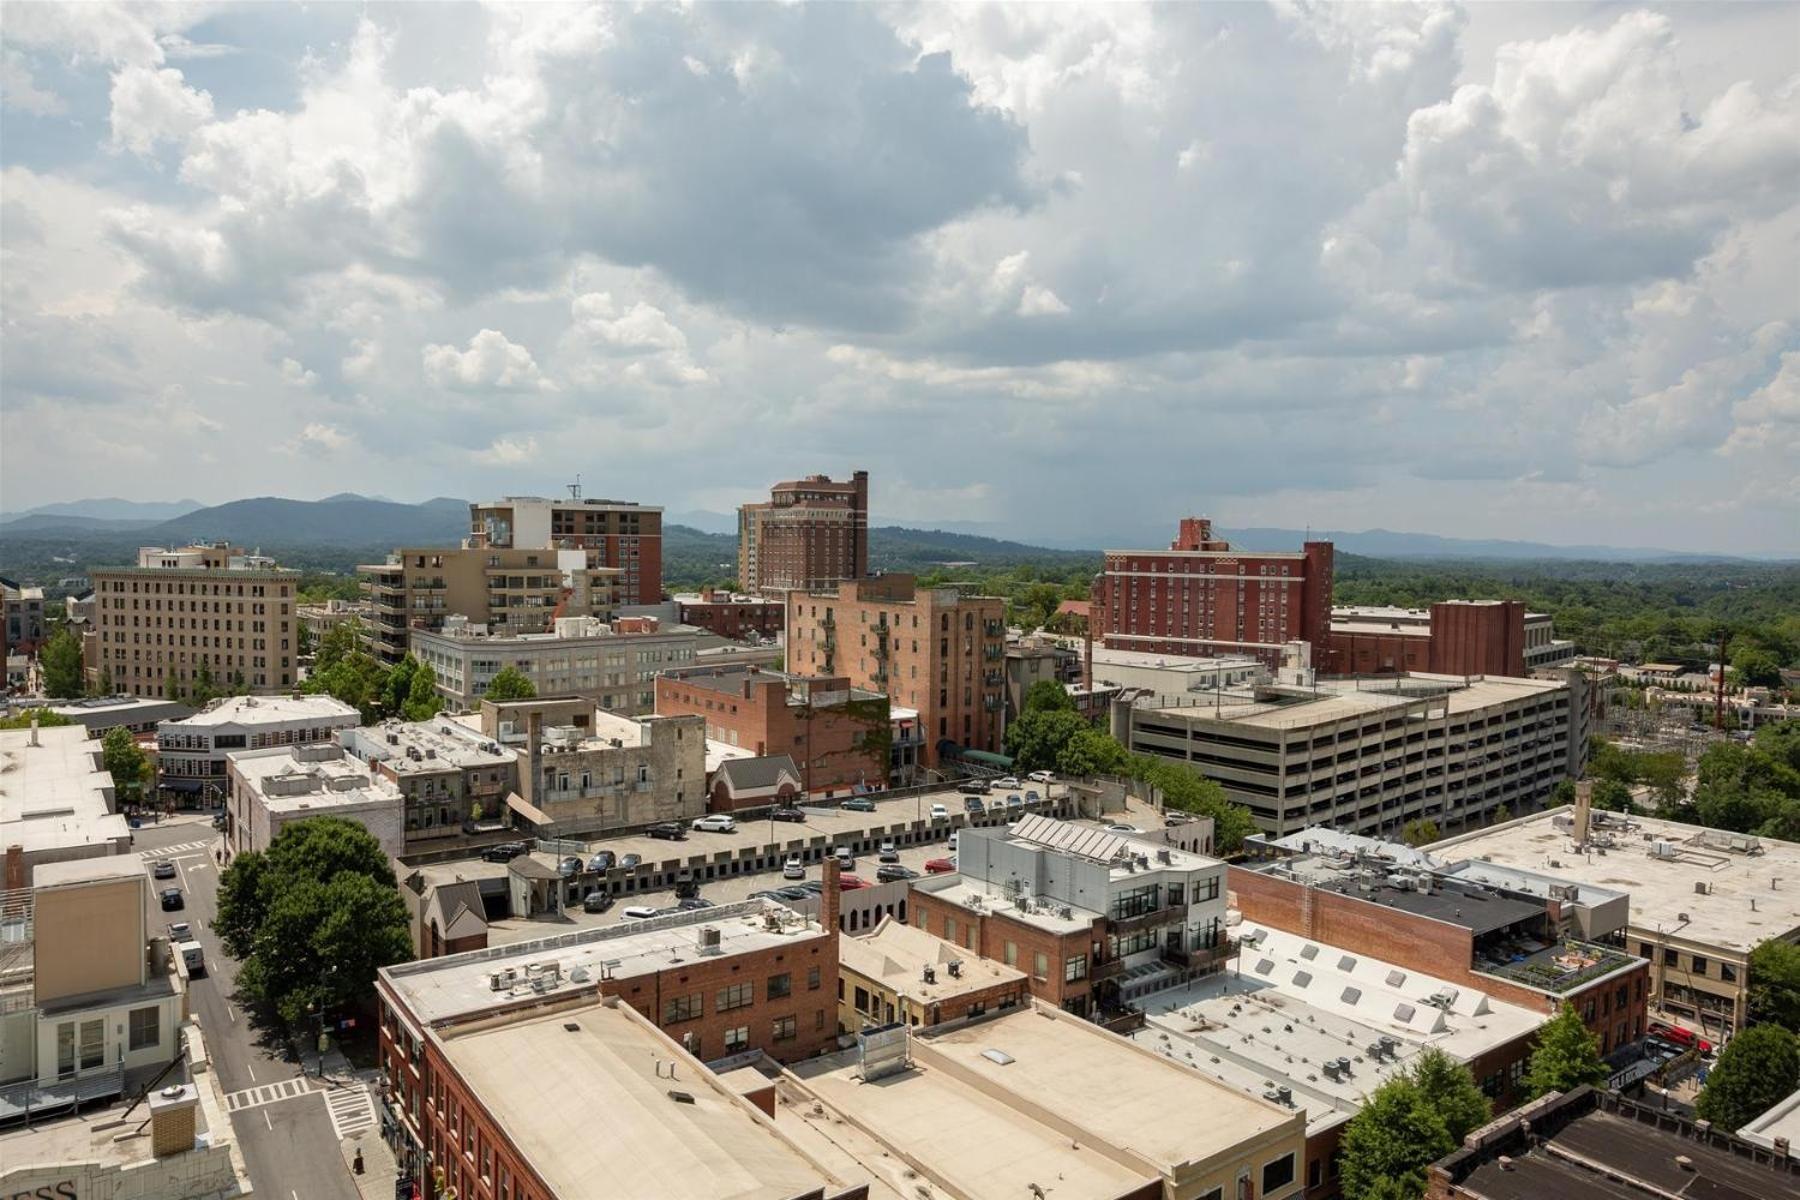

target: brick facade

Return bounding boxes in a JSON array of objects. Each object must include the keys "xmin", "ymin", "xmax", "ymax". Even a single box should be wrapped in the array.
[
  {"xmin": 910, "ymin": 888, "xmax": 1100, "ymax": 1015},
  {"xmin": 738, "ymin": 471, "xmax": 869, "ymax": 594},
  {"xmin": 1229, "ymin": 866, "xmax": 1649, "ymax": 1055},
  {"xmin": 677, "ymin": 591, "xmax": 784, "ymax": 640},
  {"xmin": 1093, "ymin": 518, "xmax": 1334, "ymax": 668},
  {"xmin": 1333, "ymin": 602, "xmax": 1527, "ymax": 678}
]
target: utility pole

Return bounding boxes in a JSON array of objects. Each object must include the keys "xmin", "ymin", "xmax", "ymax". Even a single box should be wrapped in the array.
[{"xmin": 1715, "ymin": 631, "xmax": 1729, "ymax": 732}]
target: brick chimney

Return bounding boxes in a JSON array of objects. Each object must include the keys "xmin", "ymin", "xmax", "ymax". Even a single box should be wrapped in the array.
[
  {"xmin": 149, "ymin": 1083, "xmax": 199, "ymax": 1156},
  {"xmin": 822, "ymin": 857, "xmax": 842, "ymax": 933}
]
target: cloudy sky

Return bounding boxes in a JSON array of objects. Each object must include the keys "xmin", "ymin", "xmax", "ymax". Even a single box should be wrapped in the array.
[{"xmin": 2, "ymin": 2, "xmax": 1796, "ymax": 554}]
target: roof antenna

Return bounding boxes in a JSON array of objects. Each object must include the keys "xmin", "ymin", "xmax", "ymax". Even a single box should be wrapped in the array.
[{"xmin": 567, "ymin": 474, "xmax": 582, "ymax": 501}]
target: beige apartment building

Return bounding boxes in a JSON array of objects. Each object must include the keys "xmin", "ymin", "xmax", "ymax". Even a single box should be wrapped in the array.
[
  {"xmin": 786, "ymin": 575, "xmax": 1005, "ymax": 768},
  {"xmin": 89, "ymin": 543, "xmax": 298, "ymax": 696},
  {"xmin": 468, "ymin": 493, "xmax": 661, "ymax": 605},
  {"xmin": 737, "ymin": 470, "xmax": 869, "ymax": 594},
  {"xmin": 360, "ymin": 545, "xmax": 624, "ymax": 665}
]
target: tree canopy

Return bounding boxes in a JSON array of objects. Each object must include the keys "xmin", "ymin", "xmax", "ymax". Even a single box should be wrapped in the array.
[
  {"xmin": 1338, "ymin": 1074, "xmax": 1458, "ymax": 1200},
  {"xmin": 101, "ymin": 726, "xmax": 151, "ymax": 801},
  {"xmin": 1524, "ymin": 1002, "xmax": 1609, "ymax": 1098},
  {"xmin": 39, "ymin": 626, "xmax": 85, "ymax": 698},
  {"xmin": 1695, "ymin": 1024, "xmax": 1799, "ymax": 1133},
  {"xmin": 483, "ymin": 666, "xmax": 537, "ymax": 702},
  {"xmin": 215, "ymin": 817, "xmax": 411, "ymax": 1026},
  {"xmin": 0, "ymin": 708, "xmax": 75, "ymax": 730},
  {"xmin": 1748, "ymin": 939, "xmax": 1800, "ymax": 1033},
  {"xmin": 1022, "ymin": 678, "xmax": 1075, "ymax": 714}
]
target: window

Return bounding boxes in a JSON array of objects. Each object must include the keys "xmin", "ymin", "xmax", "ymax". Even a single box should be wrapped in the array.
[
  {"xmin": 1692, "ymin": 955, "xmax": 1708, "ymax": 976},
  {"xmin": 664, "ymin": 993, "xmax": 703, "ymax": 1023},
  {"xmin": 1004, "ymin": 941, "xmax": 1018, "ymax": 967},
  {"xmin": 772, "ymin": 1015, "xmax": 797, "ymax": 1042},
  {"xmin": 1262, "ymin": 1152, "xmax": 1296, "ymax": 1193},
  {"xmin": 79, "ymin": 1018, "xmax": 105, "ymax": 1070},
  {"xmin": 767, "ymin": 973, "xmax": 791, "ymax": 1000},
  {"xmin": 1663, "ymin": 947, "xmax": 1678, "ymax": 966},
  {"xmin": 1111, "ymin": 884, "xmax": 1160, "ymax": 920},
  {"xmin": 808, "ymin": 966, "xmax": 822, "ymax": 990},
  {"xmin": 1721, "ymin": 962, "xmax": 1738, "ymax": 983},
  {"xmin": 1065, "ymin": 954, "xmax": 1088, "ymax": 982},
  {"xmin": 129, "ymin": 1006, "xmax": 160, "ymax": 1051},
  {"xmin": 718, "ymin": 982, "xmax": 754, "ymax": 1012},
  {"xmin": 723, "ymin": 1026, "xmax": 750, "ymax": 1054}
]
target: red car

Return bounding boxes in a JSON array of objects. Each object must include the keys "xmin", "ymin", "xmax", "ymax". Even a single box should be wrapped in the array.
[
  {"xmin": 839, "ymin": 874, "xmax": 870, "ymax": 890},
  {"xmin": 1649, "ymin": 1023, "xmax": 1713, "ymax": 1054},
  {"xmin": 924, "ymin": 858, "xmax": 957, "ymax": 874}
]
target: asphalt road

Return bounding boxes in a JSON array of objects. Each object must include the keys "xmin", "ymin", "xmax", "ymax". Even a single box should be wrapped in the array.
[{"xmin": 135, "ymin": 817, "xmax": 361, "ymax": 1200}]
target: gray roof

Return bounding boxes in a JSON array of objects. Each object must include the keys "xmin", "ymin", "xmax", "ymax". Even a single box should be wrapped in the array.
[{"xmin": 714, "ymin": 754, "xmax": 802, "ymax": 794}]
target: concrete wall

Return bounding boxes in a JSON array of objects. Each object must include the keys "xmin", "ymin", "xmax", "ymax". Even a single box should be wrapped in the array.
[
  {"xmin": 0, "ymin": 1144, "xmax": 239, "ymax": 1200},
  {"xmin": 34, "ymin": 876, "xmax": 145, "ymax": 1003}
]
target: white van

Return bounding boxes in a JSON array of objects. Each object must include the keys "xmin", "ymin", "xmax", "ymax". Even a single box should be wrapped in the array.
[{"xmin": 177, "ymin": 940, "xmax": 206, "ymax": 977}]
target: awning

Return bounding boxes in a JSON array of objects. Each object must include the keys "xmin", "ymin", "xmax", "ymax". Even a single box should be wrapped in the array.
[
  {"xmin": 504, "ymin": 791, "xmax": 553, "ymax": 828},
  {"xmin": 159, "ymin": 779, "xmax": 205, "ymax": 793}
]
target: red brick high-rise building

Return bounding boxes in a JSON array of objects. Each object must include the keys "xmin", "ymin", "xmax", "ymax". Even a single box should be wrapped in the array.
[
  {"xmin": 1331, "ymin": 600, "xmax": 1530, "ymax": 677},
  {"xmin": 1091, "ymin": 518, "xmax": 1334, "ymax": 667},
  {"xmin": 469, "ymin": 494, "xmax": 662, "ymax": 605},
  {"xmin": 738, "ymin": 471, "xmax": 869, "ymax": 594}
]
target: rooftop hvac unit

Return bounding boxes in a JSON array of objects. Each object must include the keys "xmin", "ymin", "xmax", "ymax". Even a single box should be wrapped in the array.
[
  {"xmin": 923, "ymin": 965, "xmax": 936, "ymax": 984},
  {"xmin": 488, "ymin": 968, "xmax": 518, "ymax": 991},
  {"xmin": 1652, "ymin": 840, "xmax": 1676, "ymax": 860},
  {"xmin": 1695, "ymin": 881, "xmax": 1711, "ymax": 895},
  {"xmin": 387, "ymin": 733, "xmax": 399, "ymax": 745},
  {"xmin": 696, "ymin": 926, "xmax": 722, "ymax": 952},
  {"xmin": 947, "ymin": 961, "xmax": 962, "ymax": 978},
  {"xmin": 425, "ymin": 748, "xmax": 436, "ymax": 759},
  {"xmin": 1157, "ymin": 849, "xmax": 1172, "ymax": 864}
]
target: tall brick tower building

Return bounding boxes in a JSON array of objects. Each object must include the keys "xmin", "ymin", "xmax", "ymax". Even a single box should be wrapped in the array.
[{"xmin": 738, "ymin": 471, "xmax": 869, "ymax": 594}]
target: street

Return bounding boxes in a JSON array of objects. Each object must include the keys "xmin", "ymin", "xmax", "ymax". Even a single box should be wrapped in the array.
[{"xmin": 135, "ymin": 817, "xmax": 364, "ymax": 1200}]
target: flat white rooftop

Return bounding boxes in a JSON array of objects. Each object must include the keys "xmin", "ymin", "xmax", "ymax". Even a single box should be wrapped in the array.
[
  {"xmin": 1152, "ymin": 673, "xmax": 1567, "ymax": 728},
  {"xmin": 1089, "ymin": 647, "xmax": 1264, "ymax": 672},
  {"xmin": 344, "ymin": 720, "xmax": 514, "ymax": 774},
  {"xmin": 385, "ymin": 900, "xmax": 825, "ymax": 1024},
  {"xmin": 1739, "ymin": 1088, "xmax": 1800, "ymax": 1158},
  {"xmin": 1134, "ymin": 922, "xmax": 1545, "ymax": 1136},
  {"xmin": 913, "ymin": 875, "xmax": 1100, "ymax": 935},
  {"xmin": 164, "ymin": 694, "xmax": 358, "ymax": 728},
  {"xmin": 437, "ymin": 1000, "xmax": 839, "ymax": 1200},
  {"xmin": 229, "ymin": 745, "xmax": 402, "ymax": 813},
  {"xmin": 0, "ymin": 725, "xmax": 128, "ymax": 857},
  {"xmin": 837, "ymin": 916, "xmax": 1025, "ymax": 1006},
  {"xmin": 1435, "ymin": 808, "xmax": 1800, "ymax": 954}
]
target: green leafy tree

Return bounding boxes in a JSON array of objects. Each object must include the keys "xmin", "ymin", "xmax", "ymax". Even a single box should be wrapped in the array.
[
  {"xmin": 218, "ymin": 817, "xmax": 411, "ymax": 1026},
  {"xmin": 312, "ymin": 619, "xmax": 364, "ymax": 676},
  {"xmin": 1696, "ymin": 1024, "xmax": 1799, "ymax": 1132},
  {"xmin": 1400, "ymin": 818, "xmax": 1440, "ymax": 847},
  {"xmin": 1733, "ymin": 647, "xmax": 1784, "ymax": 689},
  {"xmin": 296, "ymin": 625, "xmax": 316, "ymax": 658},
  {"xmin": 1056, "ymin": 728, "xmax": 1129, "ymax": 777},
  {"xmin": 1591, "ymin": 778, "xmax": 1635, "ymax": 813},
  {"xmin": 1551, "ymin": 779, "xmax": 1577, "ymax": 807},
  {"xmin": 382, "ymin": 654, "xmax": 419, "ymax": 717},
  {"xmin": 1406, "ymin": 1048, "xmax": 1491, "ymax": 1142},
  {"xmin": 1022, "ymin": 678, "xmax": 1076, "ymax": 714},
  {"xmin": 0, "ymin": 709, "xmax": 75, "ymax": 730},
  {"xmin": 1004, "ymin": 708, "xmax": 1088, "ymax": 772},
  {"xmin": 164, "ymin": 672, "xmax": 183, "ymax": 702},
  {"xmin": 1524, "ymin": 1002, "xmax": 1608, "ymax": 1098},
  {"xmin": 95, "ymin": 665, "xmax": 113, "ymax": 696},
  {"xmin": 404, "ymin": 662, "xmax": 444, "ymax": 721},
  {"xmin": 192, "ymin": 659, "xmax": 219, "ymax": 704},
  {"xmin": 100, "ymin": 726, "xmax": 151, "ymax": 801},
  {"xmin": 1338, "ymin": 1075, "xmax": 1455, "ymax": 1200},
  {"xmin": 303, "ymin": 649, "xmax": 391, "ymax": 722},
  {"xmin": 1132, "ymin": 756, "xmax": 1256, "ymax": 852},
  {"xmin": 1493, "ymin": 803, "xmax": 1512, "ymax": 824},
  {"xmin": 39, "ymin": 627, "xmax": 85, "ymax": 699},
  {"xmin": 1749, "ymin": 940, "xmax": 1800, "ymax": 1031},
  {"xmin": 483, "ymin": 666, "xmax": 537, "ymax": 702}
]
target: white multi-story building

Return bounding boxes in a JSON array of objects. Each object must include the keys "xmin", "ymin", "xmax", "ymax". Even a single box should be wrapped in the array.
[
  {"xmin": 224, "ymin": 742, "xmax": 405, "ymax": 858},
  {"xmin": 156, "ymin": 694, "xmax": 361, "ymax": 803},
  {"xmin": 411, "ymin": 617, "xmax": 779, "ymax": 713},
  {"xmin": 1117, "ymin": 672, "xmax": 1591, "ymax": 838}
]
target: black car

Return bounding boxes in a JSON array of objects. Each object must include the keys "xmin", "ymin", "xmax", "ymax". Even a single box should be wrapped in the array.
[
  {"xmin": 646, "ymin": 822, "xmax": 687, "ymax": 841},
  {"xmin": 841, "ymin": 796, "xmax": 877, "ymax": 813},
  {"xmin": 620, "ymin": 853, "xmax": 643, "ymax": 869},
  {"xmin": 480, "ymin": 842, "xmax": 526, "ymax": 863},
  {"xmin": 582, "ymin": 891, "xmax": 614, "ymax": 914},
  {"xmin": 956, "ymin": 781, "xmax": 991, "ymax": 796},
  {"xmin": 776, "ymin": 886, "xmax": 812, "ymax": 901},
  {"xmin": 160, "ymin": 887, "xmax": 184, "ymax": 911},
  {"xmin": 749, "ymin": 889, "xmax": 785, "ymax": 901},
  {"xmin": 676, "ymin": 897, "xmax": 716, "ymax": 911},
  {"xmin": 587, "ymin": 851, "xmax": 616, "ymax": 872},
  {"xmin": 800, "ymin": 880, "xmax": 826, "ymax": 895},
  {"xmin": 875, "ymin": 864, "xmax": 919, "ymax": 883},
  {"xmin": 770, "ymin": 806, "xmax": 807, "ymax": 823},
  {"xmin": 963, "ymin": 796, "xmax": 985, "ymax": 814}
]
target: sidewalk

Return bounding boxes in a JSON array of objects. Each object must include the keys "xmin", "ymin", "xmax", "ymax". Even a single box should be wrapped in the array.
[{"xmin": 318, "ymin": 1044, "xmax": 400, "ymax": 1200}]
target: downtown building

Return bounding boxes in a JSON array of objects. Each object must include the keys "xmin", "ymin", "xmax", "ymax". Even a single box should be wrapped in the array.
[
  {"xmin": 469, "ymin": 494, "xmax": 661, "ymax": 606},
  {"xmin": 737, "ymin": 470, "xmax": 869, "ymax": 594},
  {"xmin": 1329, "ymin": 602, "xmax": 1576, "ymax": 676},
  {"xmin": 1092, "ymin": 518, "xmax": 1336, "ymax": 669},
  {"xmin": 89, "ymin": 543, "xmax": 300, "ymax": 696}
]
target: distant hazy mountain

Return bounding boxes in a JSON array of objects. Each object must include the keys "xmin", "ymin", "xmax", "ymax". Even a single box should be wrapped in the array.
[
  {"xmin": 0, "ymin": 514, "xmax": 164, "ymax": 534},
  {"xmin": 146, "ymin": 496, "xmax": 469, "ymax": 548},
  {"xmin": 666, "ymin": 509, "xmax": 739, "ymax": 536},
  {"xmin": 0, "ymin": 497, "xmax": 203, "ymax": 524}
]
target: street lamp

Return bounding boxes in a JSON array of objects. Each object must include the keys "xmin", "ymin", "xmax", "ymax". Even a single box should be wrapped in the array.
[{"xmin": 313, "ymin": 964, "xmax": 339, "ymax": 1078}]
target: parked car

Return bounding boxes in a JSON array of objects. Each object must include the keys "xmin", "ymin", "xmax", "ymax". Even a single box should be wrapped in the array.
[
  {"xmin": 1023, "ymin": 789, "xmax": 1041, "ymax": 804},
  {"xmin": 783, "ymin": 855, "xmax": 806, "ymax": 880},
  {"xmin": 750, "ymin": 890, "xmax": 784, "ymax": 901},
  {"xmin": 770, "ymin": 806, "xmax": 807, "ymax": 823},
  {"xmin": 167, "ymin": 921, "xmax": 193, "ymax": 941},
  {"xmin": 558, "ymin": 856, "xmax": 583, "ymax": 877},
  {"xmin": 676, "ymin": 897, "xmax": 716, "ymax": 911},
  {"xmin": 160, "ymin": 888, "xmax": 184, "ymax": 911},
  {"xmin": 876, "ymin": 864, "xmax": 918, "ymax": 883},
  {"xmin": 842, "ymin": 796, "xmax": 878, "ymax": 813},
  {"xmin": 924, "ymin": 858, "xmax": 957, "ymax": 874},
  {"xmin": 929, "ymin": 804, "xmax": 950, "ymax": 820},
  {"xmin": 619, "ymin": 853, "xmax": 642, "ymax": 869},
  {"xmin": 962, "ymin": 796, "xmax": 985, "ymax": 814},
  {"xmin": 582, "ymin": 891, "xmax": 614, "ymax": 914},
  {"xmin": 1027, "ymin": 770, "xmax": 1053, "ymax": 783},
  {"xmin": 1005, "ymin": 793, "xmax": 1024, "ymax": 809},
  {"xmin": 878, "ymin": 841, "xmax": 899, "ymax": 863},
  {"xmin": 151, "ymin": 860, "xmax": 177, "ymax": 880},
  {"xmin": 481, "ymin": 842, "xmax": 526, "ymax": 863},
  {"xmin": 993, "ymin": 776, "xmax": 1021, "ymax": 789},
  {"xmin": 957, "ymin": 781, "xmax": 991, "ymax": 796},
  {"xmin": 776, "ymin": 886, "xmax": 811, "ymax": 901},
  {"xmin": 948, "ymin": 831, "xmax": 959, "ymax": 852},
  {"xmin": 692, "ymin": 814, "xmax": 737, "ymax": 833},
  {"xmin": 839, "ymin": 874, "xmax": 870, "ymax": 890},
  {"xmin": 587, "ymin": 851, "xmax": 616, "ymax": 872},
  {"xmin": 646, "ymin": 822, "xmax": 687, "ymax": 841},
  {"xmin": 620, "ymin": 905, "xmax": 660, "ymax": 920},
  {"xmin": 799, "ymin": 880, "xmax": 826, "ymax": 895},
  {"xmin": 834, "ymin": 846, "xmax": 855, "ymax": 869}
]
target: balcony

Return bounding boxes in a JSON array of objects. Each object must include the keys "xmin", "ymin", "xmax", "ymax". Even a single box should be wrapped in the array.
[
  {"xmin": 1109, "ymin": 902, "xmax": 1186, "ymax": 936},
  {"xmin": 1163, "ymin": 937, "xmax": 1240, "ymax": 972},
  {"xmin": 1089, "ymin": 957, "xmax": 1127, "ymax": 981}
]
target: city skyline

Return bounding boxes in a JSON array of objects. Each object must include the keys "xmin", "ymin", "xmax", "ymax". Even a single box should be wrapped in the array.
[{"xmin": 3, "ymin": 3, "xmax": 1796, "ymax": 557}]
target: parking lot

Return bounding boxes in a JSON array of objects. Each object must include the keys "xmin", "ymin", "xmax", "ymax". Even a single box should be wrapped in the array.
[{"xmin": 481, "ymin": 781, "xmax": 1085, "ymax": 943}]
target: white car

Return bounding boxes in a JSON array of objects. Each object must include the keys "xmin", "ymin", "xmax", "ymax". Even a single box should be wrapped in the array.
[
  {"xmin": 947, "ymin": 831, "xmax": 960, "ymax": 852},
  {"xmin": 692, "ymin": 814, "xmax": 737, "ymax": 833},
  {"xmin": 993, "ymin": 776, "xmax": 1021, "ymax": 789},
  {"xmin": 929, "ymin": 803, "xmax": 950, "ymax": 820},
  {"xmin": 621, "ymin": 905, "xmax": 660, "ymax": 920},
  {"xmin": 783, "ymin": 855, "xmax": 806, "ymax": 879},
  {"xmin": 1027, "ymin": 770, "xmax": 1053, "ymax": 783}
]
